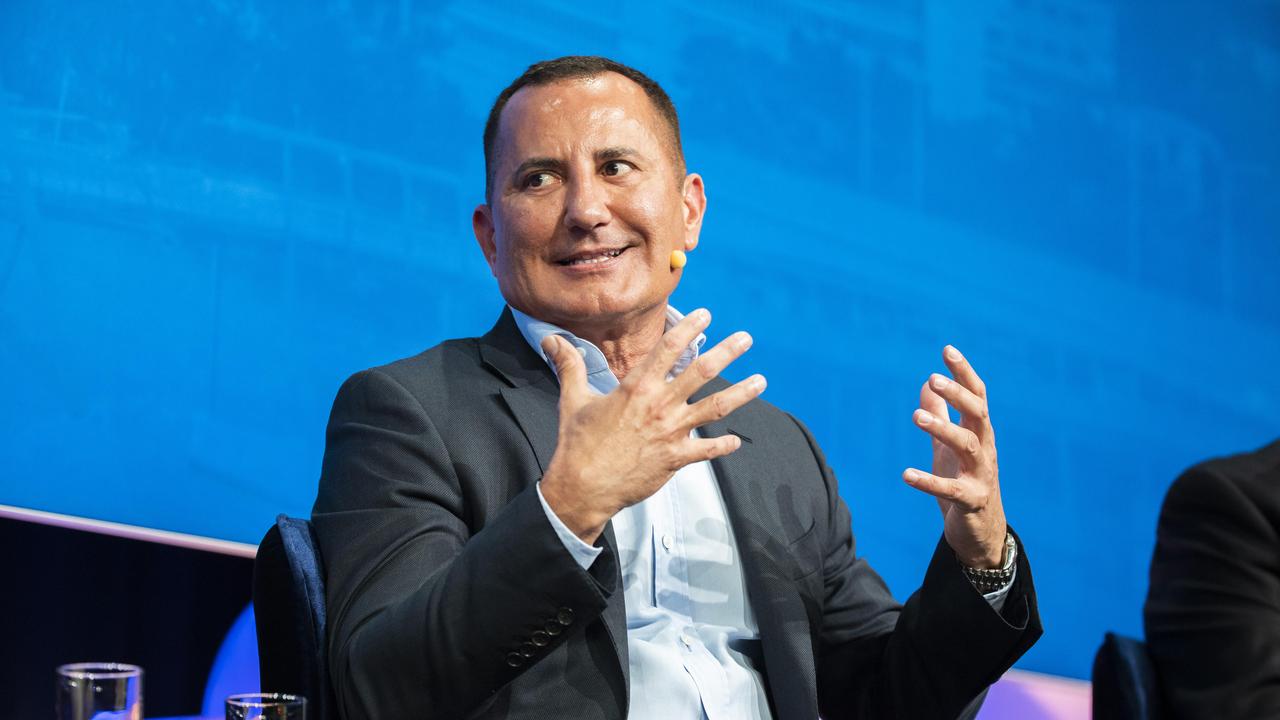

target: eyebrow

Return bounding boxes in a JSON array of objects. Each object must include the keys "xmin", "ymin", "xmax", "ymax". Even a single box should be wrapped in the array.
[
  {"xmin": 509, "ymin": 147, "xmax": 644, "ymax": 185},
  {"xmin": 596, "ymin": 146, "xmax": 640, "ymax": 162}
]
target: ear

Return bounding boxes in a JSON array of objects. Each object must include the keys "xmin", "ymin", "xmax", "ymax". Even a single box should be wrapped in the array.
[
  {"xmin": 472, "ymin": 203, "xmax": 498, "ymax": 276},
  {"xmin": 680, "ymin": 173, "xmax": 707, "ymax": 252}
]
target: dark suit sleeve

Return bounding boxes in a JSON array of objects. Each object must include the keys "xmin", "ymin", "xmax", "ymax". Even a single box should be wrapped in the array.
[
  {"xmin": 310, "ymin": 369, "xmax": 618, "ymax": 719},
  {"xmin": 788, "ymin": 415, "xmax": 1042, "ymax": 720},
  {"xmin": 1144, "ymin": 464, "xmax": 1280, "ymax": 720}
]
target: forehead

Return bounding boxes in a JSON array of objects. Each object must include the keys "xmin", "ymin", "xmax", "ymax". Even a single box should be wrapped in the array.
[{"xmin": 495, "ymin": 73, "xmax": 666, "ymax": 162}]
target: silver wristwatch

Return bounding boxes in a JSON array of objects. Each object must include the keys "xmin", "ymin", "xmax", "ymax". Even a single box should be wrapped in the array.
[{"xmin": 960, "ymin": 532, "xmax": 1017, "ymax": 594}]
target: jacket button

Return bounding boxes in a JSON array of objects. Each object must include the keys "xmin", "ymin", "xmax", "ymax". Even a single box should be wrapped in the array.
[
  {"xmin": 505, "ymin": 652, "xmax": 525, "ymax": 668},
  {"xmin": 531, "ymin": 630, "xmax": 551, "ymax": 647},
  {"xmin": 544, "ymin": 620, "xmax": 563, "ymax": 636},
  {"xmin": 556, "ymin": 607, "xmax": 575, "ymax": 626},
  {"xmin": 518, "ymin": 642, "xmax": 537, "ymax": 658}
]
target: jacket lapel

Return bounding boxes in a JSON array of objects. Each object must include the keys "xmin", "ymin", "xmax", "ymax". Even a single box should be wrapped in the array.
[
  {"xmin": 476, "ymin": 308, "xmax": 562, "ymax": 475},
  {"xmin": 695, "ymin": 381, "xmax": 819, "ymax": 720},
  {"xmin": 477, "ymin": 309, "xmax": 631, "ymax": 707}
]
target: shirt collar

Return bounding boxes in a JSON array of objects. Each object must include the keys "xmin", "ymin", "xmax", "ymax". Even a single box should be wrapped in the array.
[{"xmin": 509, "ymin": 305, "xmax": 706, "ymax": 391}]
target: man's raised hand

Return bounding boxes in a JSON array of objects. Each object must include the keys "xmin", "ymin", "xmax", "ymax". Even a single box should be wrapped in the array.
[
  {"xmin": 903, "ymin": 345, "xmax": 1008, "ymax": 569},
  {"xmin": 539, "ymin": 309, "xmax": 766, "ymax": 544}
]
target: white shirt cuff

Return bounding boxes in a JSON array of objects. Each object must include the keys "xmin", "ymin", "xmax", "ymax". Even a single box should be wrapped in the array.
[{"xmin": 536, "ymin": 481, "xmax": 602, "ymax": 570}]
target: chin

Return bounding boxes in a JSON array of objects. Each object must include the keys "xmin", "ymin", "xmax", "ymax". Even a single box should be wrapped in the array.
[{"xmin": 542, "ymin": 293, "xmax": 649, "ymax": 325}]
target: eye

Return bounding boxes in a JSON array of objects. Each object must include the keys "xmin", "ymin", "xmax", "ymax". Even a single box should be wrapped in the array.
[
  {"xmin": 602, "ymin": 160, "xmax": 635, "ymax": 178},
  {"xmin": 523, "ymin": 171, "xmax": 559, "ymax": 189}
]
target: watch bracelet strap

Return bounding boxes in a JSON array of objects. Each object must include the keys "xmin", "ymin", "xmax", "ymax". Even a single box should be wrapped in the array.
[{"xmin": 960, "ymin": 532, "xmax": 1016, "ymax": 594}]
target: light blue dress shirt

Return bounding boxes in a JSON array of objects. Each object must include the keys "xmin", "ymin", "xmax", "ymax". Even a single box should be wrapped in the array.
[{"xmin": 510, "ymin": 305, "xmax": 1012, "ymax": 720}]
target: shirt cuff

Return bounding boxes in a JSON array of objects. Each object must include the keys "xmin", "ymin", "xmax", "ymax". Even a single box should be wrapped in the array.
[
  {"xmin": 982, "ymin": 565, "xmax": 1016, "ymax": 612},
  {"xmin": 536, "ymin": 481, "xmax": 602, "ymax": 570}
]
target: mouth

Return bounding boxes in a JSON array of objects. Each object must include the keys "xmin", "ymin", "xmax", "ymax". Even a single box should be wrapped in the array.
[{"xmin": 555, "ymin": 246, "xmax": 629, "ymax": 267}]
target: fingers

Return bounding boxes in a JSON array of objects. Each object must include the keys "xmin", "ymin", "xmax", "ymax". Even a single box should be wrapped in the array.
[
  {"xmin": 935, "ymin": 346, "xmax": 995, "ymax": 439},
  {"xmin": 927, "ymin": 372, "xmax": 990, "ymax": 436},
  {"xmin": 912, "ymin": 408, "xmax": 982, "ymax": 468},
  {"xmin": 678, "ymin": 432, "xmax": 743, "ymax": 465},
  {"xmin": 636, "ymin": 308, "xmax": 712, "ymax": 382},
  {"xmin": 927, "ymin": 373, "xmax": 983, "ymax": 417},
  {"xmin": 942, "ymin": 345, "xmax": 986, "ymax": 400},
  {"xmin": 902, "ymin": 468, "xmax": 984, "ymax": 512},
  {"xmin": 686, "ymin": 374, "xmax": 767, "ymax": 426},
  {"xmin": 669, "ymin": 329, "xmax": 754, "ymax": 399},
  {"xmin": 919, "ymin": 379, "xmax": 950, "ymax": 424},
  {"xmin": 542, "ymin": 335, "xmax": 589, "ymax": 410}
]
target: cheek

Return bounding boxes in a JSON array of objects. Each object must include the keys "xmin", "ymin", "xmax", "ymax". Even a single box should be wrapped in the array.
[
  {"xmin": 496, "ymin": 205, "xmax": 553, "ymax": 263},
  {"xmin": 629, "ymin": 186, "xmax": 687, "ymax": 249}
]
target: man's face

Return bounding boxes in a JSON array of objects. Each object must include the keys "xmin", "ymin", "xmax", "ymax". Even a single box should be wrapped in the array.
[{"xmin": 473, "ymin": 73, "xmax": 705, "ymax": 332}]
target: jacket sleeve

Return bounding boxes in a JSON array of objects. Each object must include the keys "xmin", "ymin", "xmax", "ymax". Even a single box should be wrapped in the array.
[
  {"xmin": 787, "ymin": 415, "xmax": 1043, "ymax": 720},
  {"xmin": 1144, "ymin": 464, "xmax": 1280, "ymax": 720},
  {"xmin": 310, "ymin": 369, "xmax": 618, "ymax": 719}
]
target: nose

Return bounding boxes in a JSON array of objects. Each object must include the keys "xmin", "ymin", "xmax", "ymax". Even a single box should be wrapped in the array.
[{"xmin": 562, "ymin": 175, "xmax": 612, "ymax": 232}]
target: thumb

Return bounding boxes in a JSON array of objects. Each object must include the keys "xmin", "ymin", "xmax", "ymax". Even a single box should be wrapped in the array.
[{"xmin": 542, "ymin": 335, "xmax": 588, "ymax": 408}]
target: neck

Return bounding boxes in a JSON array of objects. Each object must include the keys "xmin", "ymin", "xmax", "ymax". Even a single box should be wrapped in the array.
[{"xmin": 559, "ymin": 304, "xmax": 669, "ymax": 381}]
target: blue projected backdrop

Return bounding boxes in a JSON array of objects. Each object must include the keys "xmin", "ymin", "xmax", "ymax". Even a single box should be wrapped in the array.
[{"xmin": 1, "ymin": 1, "xmax": 1277, "ymax": 680}]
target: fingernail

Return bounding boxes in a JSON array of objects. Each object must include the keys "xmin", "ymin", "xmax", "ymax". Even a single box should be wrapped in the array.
[
  {"xmin": 903, "ymin": 470, "xmax": 919, "ymax": 484},
  {"xmin": 916, "ymin": 410, "xmax": 932, "ymax": 426},
  {"xmin": 735, "ymin": 332, "xmax": 753, "ymax": 350},
  {"xmin": 930, "ymin": 375, "xmax": 948, "ymax": 391},
  {"xmin": 750, "ymin": 374, "xmax": 766, "ymax": 391},
  {"xmin": 946, "ymin": 346, "xmax": 962, "ymax": 362},
  {"xmin": 694, "ymin": 308, "xmax": 710, "ymax": 322}
]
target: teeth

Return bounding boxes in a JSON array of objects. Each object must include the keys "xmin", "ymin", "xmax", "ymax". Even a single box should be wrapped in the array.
[{"xmin": 565, "ymin": 249, "xmax": 623, "ymax": 266}]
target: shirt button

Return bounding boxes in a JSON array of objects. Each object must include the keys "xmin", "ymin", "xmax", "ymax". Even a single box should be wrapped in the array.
[
  {"xmin": 661, "ymin": 534, "xmax": 674, "ymax": 551},
  {"xmin": 505, "ymin": 652, "xmax": 525, "ymax": 668},
  {"xmin": 679, "ymin": 631, "xmax": 695, "ymax": 649},
  {"xmin": 531, "ymin": 630, "xmax": 551, "ymax": 647},
  {"xmin": 556, "ymin": 607, "xmax": 575, "ymax": 626}
]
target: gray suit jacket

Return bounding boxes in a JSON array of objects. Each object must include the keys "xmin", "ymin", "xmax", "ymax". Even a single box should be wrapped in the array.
[{"xmin": 311, "ymin": 309, "xmax": 1041, "ymax": 719}]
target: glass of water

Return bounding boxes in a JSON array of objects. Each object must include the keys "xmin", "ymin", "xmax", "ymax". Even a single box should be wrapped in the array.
[
  {"xmin": 226, "ymin": 693, "xmax": 307, "ymax": 720},
  {"xmin": 56, "ymin": 663, "xmax": 143, "ymax": 720}
]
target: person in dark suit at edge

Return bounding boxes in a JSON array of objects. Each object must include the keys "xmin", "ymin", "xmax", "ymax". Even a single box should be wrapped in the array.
[
  {"xmin": 1145, "ymin": 439, "xmax": 1280, "ymax": 719},
  {"xmin": 311, "ymin": 56, "xmax": 1042, "ymax": 720}
]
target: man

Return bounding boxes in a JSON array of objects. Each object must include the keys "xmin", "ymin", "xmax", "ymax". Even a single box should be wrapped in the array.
[
  {"xmin": 1144, "ymin": 439, "xmax": 1280, "ymax": 719},
  {"xmin": 312, "ymin": 56, "xmax": 1041, "ymax": 720}
]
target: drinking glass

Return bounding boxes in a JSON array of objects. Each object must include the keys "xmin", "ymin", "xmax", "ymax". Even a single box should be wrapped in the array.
[
  {"xmin": 226, "ymin": 693, "xmax": 307, "ymax": 720},
  {"xmin": 56, "ymin": 663, "xmax": 143, "ymax": 720}
]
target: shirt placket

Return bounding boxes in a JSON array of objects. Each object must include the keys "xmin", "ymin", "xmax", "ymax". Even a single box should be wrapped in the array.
[{"xmin": 653, "ymin": 473, "xmax": 731, "ymax": 720}]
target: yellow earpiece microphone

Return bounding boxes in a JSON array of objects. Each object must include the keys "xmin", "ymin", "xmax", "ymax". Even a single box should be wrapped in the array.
[{"xmin": 670, "ymin": 250, "xmax": 687, "ymax": 270}]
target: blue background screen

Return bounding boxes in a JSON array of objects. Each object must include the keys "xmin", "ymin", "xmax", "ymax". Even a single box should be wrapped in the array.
[{"xmin": 2, "ymin": 1, "xmax": 1277, "ymax": 680}]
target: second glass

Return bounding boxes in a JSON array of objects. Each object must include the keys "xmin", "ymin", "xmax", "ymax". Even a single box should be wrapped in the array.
[{"xmin": 226, "ymin": 693, "xmax": 307, "ymax": 720}]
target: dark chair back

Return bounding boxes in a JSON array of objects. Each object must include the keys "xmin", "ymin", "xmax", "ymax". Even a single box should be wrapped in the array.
[
  {"xmin": 254, "ymin": 515, "xmax": 334, "ymax": 720},
  {"xmin": 1092, "ymin": 632, "xmax": 1163, "ymax": 720}
]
